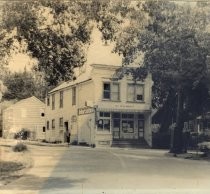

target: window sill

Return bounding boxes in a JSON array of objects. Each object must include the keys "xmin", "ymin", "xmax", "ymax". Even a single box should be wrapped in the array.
[
  {"xmin": 96, "ymin": 131, "xmax": 111, "ymax": 134},
  {"xmin": 102, "ymin": 99, "xmax": 121, "ymax": 102},
  {"xmin": 126, "ymin": 101, "xmax": 145, "ymax": 103}
]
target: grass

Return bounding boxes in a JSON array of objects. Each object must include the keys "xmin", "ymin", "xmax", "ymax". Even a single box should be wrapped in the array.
[
  {"xmin": 0, "ymin": 144, "xmax": 30, "ymax": 186},
  {"xmin": 0, "ymin": 161, "xmax": 24, "ymax": 173}
]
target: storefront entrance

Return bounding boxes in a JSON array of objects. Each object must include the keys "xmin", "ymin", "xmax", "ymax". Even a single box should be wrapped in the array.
[{"xmin": 112, "ymin": 112, "xmax": 144, "ymax": 140}]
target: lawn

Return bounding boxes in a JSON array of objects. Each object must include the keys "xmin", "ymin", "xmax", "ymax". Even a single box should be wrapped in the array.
[{"xmin": 0, "ymin": 143, "xmax": 32, "ymax": 186}]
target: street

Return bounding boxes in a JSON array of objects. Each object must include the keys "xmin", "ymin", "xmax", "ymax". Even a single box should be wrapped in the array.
[{"xmin": 1, "ymin": 145, "xmax": 210, "ymax": 194}]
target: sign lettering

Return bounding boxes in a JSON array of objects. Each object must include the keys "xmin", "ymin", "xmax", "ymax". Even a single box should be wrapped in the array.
[{"xmin": 78, "ymin": 107, "xmax": 94, "ymax": 115}]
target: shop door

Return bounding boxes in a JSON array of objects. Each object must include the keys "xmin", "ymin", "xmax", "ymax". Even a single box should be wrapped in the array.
[
  {"xmin": 138, "ymin": 120, "xmax": 144, "ymax": 138},
  {"xmin": 112, "ymin": 113, "xmax": 120, "ymax": 139}
]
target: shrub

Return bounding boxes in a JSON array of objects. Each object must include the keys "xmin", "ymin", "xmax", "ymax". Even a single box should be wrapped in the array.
[
  {"xmin": 14, "ymin": 129, "xmax": 30, "ymax": 140},
  {"xmin": 198, "ymin": 142, "xmax": 210, "ymax": 157},
  {"xmin": 188, "ymin": 133, "xmax": 210, "ymax": 149},
  {"xmin": 13, "ymin": 143, "xmax": 27, "ymax": 152},
  {"xmin": 71, "ymin": 140, "xmax": 78, "ymax": 145}
]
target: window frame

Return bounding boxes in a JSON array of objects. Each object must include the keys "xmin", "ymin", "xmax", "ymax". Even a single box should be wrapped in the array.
[
  {"xmin": 52, "ymin": 94, "xmax": 55, "ymax": 110},
  {"xmin": 43, "ymin": 126, "xmax": 46, "ymax": 133},
  {"xmin": 72, "ymin": 87, "xmax": 76, "ymax": 105},
  {"xmin": 138, "ymin": 114, "xmax": 144, "ymax": 137},
  {"xmin": 60, "ymin": 91, "xmax": 63, "ymax": 108},
  {"xmin": 127, "ymin": 83, "xmax": 144, "ymax": 102},
  {"xmin": 52, "ymin": 119, "xmax": 55, "ymax": 129},
  {"xmin": 102, "ymin": 82, "xmax": 120, "ymax": 101},
  {"xmin": 47, "ymin": 121, "xmax": 49, "ymax": 130},
  {"xmin": 97, "ymin": 112, "xmax": 111, "ymax": 132},
  {"xmin": 121, "ymin": 113, "xmax": 135, "ymax": 133},
  {"xmin": 59, "ymin": 117, "xmax": 64, "ymax": 128}
]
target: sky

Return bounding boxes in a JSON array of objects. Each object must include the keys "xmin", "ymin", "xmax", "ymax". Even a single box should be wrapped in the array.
[
  {"xmin": 0, "ymin": 0, "xmax": 201, "ymax": 72},
  {"xmin": 7, "ymin": 27, "xmax": 122, "ymax": 72}
]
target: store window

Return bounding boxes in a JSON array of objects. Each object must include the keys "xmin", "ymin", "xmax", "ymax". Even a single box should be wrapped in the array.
[
  {"xmin": 112, "ymin": 113, "xmax": 121, "ymax": 139},
  {"xmin": 97, "ymin": 112, "xmax": 111, "ymax": 131},
  {"xmin": 103, "ymin": 82, "xmax": 120, "ymax": 101},
  {"xmin": 138, "ymin": 114, "xmax": 144, "ymax": 137},
  {"xmin": 127, "ymin": 84, "xmax": 144, "ymax": 102},
  {"xmin": 122, "ymin": 113, "xmax": 134, "ymax": 133}
]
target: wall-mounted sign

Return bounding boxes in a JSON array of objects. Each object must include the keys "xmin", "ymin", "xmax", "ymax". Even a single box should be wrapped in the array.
[
  {"xmin": 71, "ymin": 115, "xmax": 77, "ymax": 122},
  {"xmin": 78, "ymin": 107, "xmax": 94, "ymax": 115}
]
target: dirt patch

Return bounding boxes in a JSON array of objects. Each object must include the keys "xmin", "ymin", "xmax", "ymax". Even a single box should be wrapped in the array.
[
  {"xmin": 184, "ymin": 153, "xmax": 210, "ymax": 161},
  {"xmin": 0, "ymin": 145, "xmax": 33, "ymax": 186},
  {"xmin": 166, "ymin": 151, "xmax": 210, "ymax": 161}
]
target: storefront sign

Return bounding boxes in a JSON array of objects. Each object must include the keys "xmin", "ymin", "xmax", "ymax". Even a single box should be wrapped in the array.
[
  {"xmin": 78, "ymin": 107, "xmax": 94, "ymax": 115},
  {"xmin": 114, "ymin": 104, "xmax": 134, "ymax": 108}
]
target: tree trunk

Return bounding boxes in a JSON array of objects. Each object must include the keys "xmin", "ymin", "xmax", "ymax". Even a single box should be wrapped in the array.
[{"xmin": 170, "ymin": 89, "xmax": 184, "ymax": 154}]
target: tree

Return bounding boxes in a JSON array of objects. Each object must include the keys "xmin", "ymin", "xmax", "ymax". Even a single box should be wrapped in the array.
[
  {"xmin": 112, "ymin": 1, "xmax": 210, "ymax": 153},
  {"xmin": 0, "ymin": 0, "xmax": 123, "ymax": 86},
  {"xmin": 1, "ymin": 1, "xmax": 93, "ymax": 86},
  {"xmin": 3, "ymin": 69, "xmax": 46, "ymax": 101}
]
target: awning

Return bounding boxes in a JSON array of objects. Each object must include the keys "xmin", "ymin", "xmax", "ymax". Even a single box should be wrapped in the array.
[{"xmin": 97, "ymin": 108, "xmax": 151, "ymax": 113}]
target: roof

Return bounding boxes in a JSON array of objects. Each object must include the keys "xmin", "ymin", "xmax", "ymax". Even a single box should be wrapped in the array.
[
  {"xmin": 0, "ymin": 100, "xmax": 16, "ymax": 112},
  {"xmin": 49, "ymin": 65, "xmax": 93, "ymax": 94},
  {"xmin": 49, "ymin": 63, "xmax": 122, "ymax": 94},
  {"xmin": 4, "ymin": 96, "xmax": 44, "ymax": 111}
]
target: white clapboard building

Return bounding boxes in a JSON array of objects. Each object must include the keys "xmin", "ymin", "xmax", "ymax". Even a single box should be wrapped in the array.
[{"xmin": 45, "ymin": 64, "xmax": 153, "ymax": 147}]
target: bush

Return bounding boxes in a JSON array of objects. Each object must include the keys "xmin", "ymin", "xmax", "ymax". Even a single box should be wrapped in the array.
[
  {"xmin": 14, "ymin": 129, "xmax": 30, "ymax": 140},
  {"xmin": 71, "ymin": 140, "xmax": 78, "ymax": 145},
  {"xmin": 198, "ymin": 142, "xmax": 210, "ymax": 157},
  {"xmin": 188, "ymin": 133, "xmax": 210, "ymax": 149},
  {"xmin": 13, "ymin": 143, "xmax": 28, "ymax": 152}
]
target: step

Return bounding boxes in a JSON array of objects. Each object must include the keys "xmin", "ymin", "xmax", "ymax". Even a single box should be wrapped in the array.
[{"xmin": 111, "ymin": 139, "xmax": 150, "ymax": 148}]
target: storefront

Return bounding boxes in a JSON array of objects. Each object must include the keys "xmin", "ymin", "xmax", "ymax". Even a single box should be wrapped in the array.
[{"xmin": 97, "ymin": 111, "xmax": 146, "ymax": 141}]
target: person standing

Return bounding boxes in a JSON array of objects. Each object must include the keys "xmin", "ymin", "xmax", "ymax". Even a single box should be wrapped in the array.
[{"xmin": 65, "ymin": 129, "xmax": 71, "ymax": 146}]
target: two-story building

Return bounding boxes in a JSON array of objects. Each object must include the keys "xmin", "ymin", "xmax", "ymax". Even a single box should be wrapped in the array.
[{"xmin": 45, "ymin": 64, "xmax": 153, "ymax": 147}]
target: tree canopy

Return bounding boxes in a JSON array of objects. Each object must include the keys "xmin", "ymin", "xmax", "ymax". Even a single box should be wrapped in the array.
[
  {"xmin": 3, "ymin": 69, "xmax": 47, "ymax": 101},
  {"xmin": 0, "ymin": 0, "xmax": 123, "ymax": 86},
  {"xmin": 1, "ymin": 0, "xmax": 210, "ymax": 152},
  {"xmin": 112, "ymin": 1, "xmax": 210, "ymax": 153}
]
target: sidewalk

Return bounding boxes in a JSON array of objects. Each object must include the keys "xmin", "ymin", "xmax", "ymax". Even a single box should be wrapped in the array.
[{"xmin": 0, "ymin": 138, "xmax": 67, "ymax": 147}]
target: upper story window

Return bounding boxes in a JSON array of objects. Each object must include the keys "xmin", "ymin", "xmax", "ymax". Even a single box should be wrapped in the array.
[
  {"xmin": 47, "ymin": 96, "xmax": 50, "ymax": 106},
  {"xmin": 52, "ymin": 94, "xmax": 55, "ymax": 110},
  {"xmin": 72, "ymin": 87, "xmax": 76, "ymax": 105},
  {"xmin": 103, "ymin": 82, "xmax": 120, "ymax": 101},
  {"xmin": 60, "ymin": 91, "xmax": 63, "ymax": 108},
  {"xmin": 127, "ymin": 84, "xmax": 144, "ymax": 102}
]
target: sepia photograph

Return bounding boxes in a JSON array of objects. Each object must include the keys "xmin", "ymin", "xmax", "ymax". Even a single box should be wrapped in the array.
[{"xmin": 0, "ymin": 0, "xmax": 210, "ymax": 193}]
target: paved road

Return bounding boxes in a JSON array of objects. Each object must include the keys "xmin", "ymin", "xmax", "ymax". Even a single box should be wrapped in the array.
[{"xmin": 1, "ymin": 145, "xmax": 210, "ymax": 194}]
